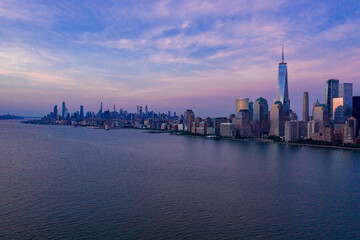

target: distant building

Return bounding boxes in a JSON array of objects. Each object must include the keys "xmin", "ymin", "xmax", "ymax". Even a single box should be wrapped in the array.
[
  {"xmin": 339, "ymin": 83, "xmax": 353, "ymax": 107},
  {"xmin": 214, "ymin": 117, "xmax": 228, "ymax": 136},
  {"xmin": 188, "ymin": 113, "xmax": 195, "ymax": 133},
  {"xmin": 233, "ymin": 110, "xmax": 252, "ymax": 137},
  {"xmin": 249, "ymin": 101, "xmax": 253, "ymax": 121},
  {"xmin": 285, "ymin": 120, "xmax": 299, "ymax": 142},
  {"xmin": 62, "ymin": 101, "xmax": 67, "ymax": 118},
  {"xmin": 53, "ymin": 105, "xmax": 58, "ymax": 119},
  {"xmin": 313, "ymin": 103, "xmax": 330, "ymax": 127},
  {"xmin": 353, "ymin": 96, "xmax": 360, "ymax": 120},
  {"xmin": 183, "ymin": 109, "xmax": 194, "ymax": 131},
  {"xmin": 333, "ymin": 98, "xmax": 345, "ymax": 123},
  {"xmin": 325, "ymin": 79, "xmax": 339, "ymax": 120},
  {"xmin": 307, "ymin": 120, "xmax": 320, "ymax": 139},
  {"xmin": 303, "ymin": 92, "xmax": 309, "ymax": 122},
  {"xmin": 253, "ymin": 97, "xmax": 268, "ymax": 124},
  {"xmin": 80, "ymin": 105, "xmax": 84, "ymax": 119},
  {"xmin": 347, "ymin": 116, "xmax": 358, "ymax": 137},
  {"xmin": 220, "ymin": 123, "xmax": 236, "ymax": 137},
  {"xmin": 270, "ymin": 101, "xmax": 285, "ymax": 136},
  {"xmin": 276, "ymin": 46, "xmax": 290, "ymax": 111},
  {"xmin": 235, "ymin": 98, "xmax": 249, "ymax": 115}
]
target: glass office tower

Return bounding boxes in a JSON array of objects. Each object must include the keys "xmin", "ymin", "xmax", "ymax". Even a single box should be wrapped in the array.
[
  {"xmin": 339, "ymin": 83, "xmax": 353, "ymax": 107},
  {"xmin": 325, "ymin": 79, "xmax": 339, "ymax": 120},
  {"xmin": 276, "ymin": 46, "xmax": 290, "ymax": 111}
]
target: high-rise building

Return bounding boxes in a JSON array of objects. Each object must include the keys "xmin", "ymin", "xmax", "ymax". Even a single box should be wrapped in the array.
[
  {"xmin": 285, "ymin": 120, "xmax": 299, "ymax": 142},
  {"xmin": 333, "ymin": 98, "xmax": 345, "ymax": 123},
  {"xmin": 233, "ymin": 110, "xmax": 252, "ymax": 137},
  {"xmin": 303, "ymin": 92, "xmax": 309, "ymax": 122},
  {"xmin": 347, "ymin": 116, "xmax": 358, "ymax": 137},
  {"xmin": 325, "ymin": 79, "xmax": 339, "ymax": 120},
  {"xmin": 339, "ymin": 83, "xmax": 353, "ymax": 107},
  {"xmin": 270, "ymin": 101, "xmax": 285, "ymax": 136},
  {"xmin": 249, "ymin": 101, "xmax": 253, "ymax": 121},
  {"xmin": 53, "ymin": 105, "xmax": 58, "ymax": 118},
  {"xmin": 235, "ymin": 98, "xmax": 249, "ymax": 115},
  {"xmin": 183, "ymin": 109, "xmax": 194, "ymax": 131},
  {"xmin": 253, "ymin": 97, "xmax": 268, "ymax": 124},
  {"xmin": 313, "ymin": 103, "xmax": 330, "ymax": 127},
  {"xmin": 276, "ymin": 46, "xmax": 290, "ymax": 111},
  {"xmin": 61, "ymin": 101, "xmax": 67, "ymax": 118},
  {"xmin": 100, "ymin": 102, "xmax": 103, "ymax": 113},
  {"xmin": 80, "ymin": 106, "xmax": 84, "ymax": 119},
  {"xmin": 145, "ymin": 105, "xmax": 148, "ymax": 115},
  {"xmin": 307, "ymin": 120, "xmax": 320, "ymax": 139},
  {"xmin": 353, "ymin": 96, "xmax": 360, "ymax": 120}
]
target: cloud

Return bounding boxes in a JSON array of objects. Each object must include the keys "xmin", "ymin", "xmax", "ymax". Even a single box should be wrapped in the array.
[{"xmin": 0, "ymin": 0, "xmax": 359, "ymax": 117}]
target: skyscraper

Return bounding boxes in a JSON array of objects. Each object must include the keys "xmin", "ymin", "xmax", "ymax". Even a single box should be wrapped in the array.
[
  {"xmin": 249, "ymin": 101, "xmax": 253, "ymax": 121},
  {"xmin": 53, "ymin": 105, "xmax": 58, "ymax": 118},
  {"xmin": 80, "ymin": 105, "xmax": 84, "ymax": 119},
  {"xmin": 62, "ymin": 101, "xmax": 67, "ymax": 118},
  {"xmin": 235, "ymin": 98, "xmax": 249, "ymax": 116},
  {"xmin": 313, "ymin": 103, "xmax": 330, "ymax": 127},
  {"xmin": 100, "ymin": 102, "xmax": 103, "ymax": 113},
  {"xmin": 339, "ymin": 83, "xmax": 353, "ymax": 107},
  {"xmin": 276, "ymin": 45, "xmax": 290, "ymax": 111},
  {"xmin": 253, "ymin": 97, "xmax": 268, "ymax": 124},
  {"xmin": 333, "ymin": 98, "xmax": 344, "ymax": 123},
  {"xmin": 303, "ymin": 92, "xmax": 309, "ymax": 122},
  {"xmin": 325, "ymin": 79, "xmax": 339, "ymax": 120},
  {"xmin": 352, "ymin": 96, "xmax": 360, "ymax": 120},
  {"xmin": 270, "ymin": 101, "xmax": 285, "ymax": 136}
]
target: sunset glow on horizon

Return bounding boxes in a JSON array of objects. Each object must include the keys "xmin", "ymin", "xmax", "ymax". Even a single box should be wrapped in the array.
[{"xmin": 0, "ymin": 0, "xmax": 359, "ymax": 117}]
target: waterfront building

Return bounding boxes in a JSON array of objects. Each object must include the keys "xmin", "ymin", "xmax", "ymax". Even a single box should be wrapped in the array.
[
  {"xmin": 343, "ymin": 125, "xmax": 355, "ymax": 144},
  {"xmin": 347, "ymin": 116, "xmax": 358, "ymax": 137},
  {"xmin": 235, "ymin": 98, "xmax": 249, "ymax": 115},
  {"xmin": 307, "ymin": 120, "xmax": 320, "ymax": 139},
  {"xmin": 339, "ymin": 83, "xmax": 353, "ymax": 107},
  {"xmin": 325, "ymin": 79, "xmax": 339, "ymax": 120},
  {"xmin": 188, "ymin": 113, "xmax": 195, "ymax": 133},
  {"xmin": 285, "ymin": 120, "xmax": 299, "ymax": 142},
  {"xmin": 220, "ymin": 123, "xmax": 236, "ymax": 137},
  {"xmin": 303, "ymin": 92, "xmax": 309, "ymax": 122},
  {"xmin": 183, "ymin": 109, "xmax": 194, "ymax": 131},
  {"xmin": 207, "ymin": 127, "xmax": 215, "ymax": 135},
  {"xmin": 214, "ymin": 117, "xmax": 228, "ymax": 136},
  {"xmin": 333, "ymin": 98, "xmax": 345, "ymax": 123},
  {"xmin": 353, "ymin": 96, "xmax": 360, "ymax": 120},
  {"xmin": 270, "ymin": 101, "xmax": 285, "ymax": 136},
  {"xmin": 299, "ymin": 121, "xmax": 307, "ymax": 137},
  {"xmin": 276, "ymin": 46, "xmax": 290, "ymax": 111},
  {"xmin": 233, "ymin": 110, "xmax": 252, "ymax": 137},
  {"xmin": 323, "ymin": 126, "xmax": 334, "ymax": 143},
  {"xmin": 253, "ymin": 97, "xmax": 268, "ymax": 124},
  {"xmin": 313, "ymin": 103, "xmax": 330, "ymax": 127}
]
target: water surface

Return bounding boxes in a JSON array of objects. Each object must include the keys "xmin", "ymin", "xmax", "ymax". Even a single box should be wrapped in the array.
[{"xmin": 0, "ymin": 120, "xmax": 359, "ymax": 239}]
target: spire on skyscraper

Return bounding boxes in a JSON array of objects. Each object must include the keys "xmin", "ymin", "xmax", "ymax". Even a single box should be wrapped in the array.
[{"xmin": 282, "ymin": 44, "xmax": 284, "ymax": 64}]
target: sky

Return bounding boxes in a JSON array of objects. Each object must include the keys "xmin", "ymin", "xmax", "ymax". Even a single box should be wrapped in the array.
[{"xmin": 0, "ymin": 0, "xmax": 359, "ymax": 117}]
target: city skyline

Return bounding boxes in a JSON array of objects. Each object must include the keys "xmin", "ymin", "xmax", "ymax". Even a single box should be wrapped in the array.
[{"xmin": 0, "ymin": 0, "xmax": 359, "ymax": 117}]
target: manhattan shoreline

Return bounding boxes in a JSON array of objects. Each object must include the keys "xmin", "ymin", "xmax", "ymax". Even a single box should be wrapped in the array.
[{"xmin": 21, "ymin": 120, "xmax": 360, "ymax": 151}]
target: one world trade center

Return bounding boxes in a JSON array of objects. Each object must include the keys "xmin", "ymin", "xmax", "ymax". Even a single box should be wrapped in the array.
[{"xmin": 276, "ymin": 46, "xmax": 290, "ymax": 111}]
